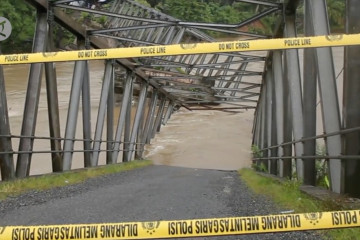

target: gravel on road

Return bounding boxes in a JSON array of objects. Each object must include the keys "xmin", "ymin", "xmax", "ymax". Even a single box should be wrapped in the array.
[{"xmin": 0, "ymin": 165, "xmax": 323, "ymax": 239}]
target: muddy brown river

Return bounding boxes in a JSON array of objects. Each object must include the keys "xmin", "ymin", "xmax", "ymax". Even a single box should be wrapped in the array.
[{"xmin": 2, "ymin": 60, "xmax": 254, "ymax": 176}]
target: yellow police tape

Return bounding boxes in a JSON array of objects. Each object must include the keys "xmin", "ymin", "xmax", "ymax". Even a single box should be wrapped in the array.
[
  {"xmin": 0, "ymin": 33, "xmax": 359, "ymax": 65},
  {"xmin": 1, "ymin": 210, "xmax": 360, "ymax": 240}
]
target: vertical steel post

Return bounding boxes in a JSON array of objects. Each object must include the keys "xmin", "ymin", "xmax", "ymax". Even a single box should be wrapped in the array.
[
  {"xmin": 151, "ymin": 96, "xmax": 166, "ymax": 139},
  {"xmin": 106, "ymin": 61, "xmax": 115, "ymax": 164},
  {"xmin": 284, "ymin": 15, "xmax": 305, "ymax": 181},
  {"xmin": 272, "ymin": 51, "xmax": 284, "ymax": 176},
  {"xmin": 282, "ymin": 54, "xmax": 293, "ymax": 178},
  {"xmin": 163, "ymin": 101, "xmax": 174, "ymax": 125},
  {"xmin": 125, "ymin": 83, "xmax": 148, "ymax": 162},
  {"xmin": 144, "ymin": 90, "xmax": 158, "ymax": 145},
  {"xmin": 309, "ymin": 0, "xmax": 344, "ymax": 193},
  {"xmin": 265, "ymin": 68, "xmax": 274, "ymax": 174},
  {"xmin": 156, "ymin": 100, "xmax": 168, "ymax": 133},
  {"xmin": 270, "ymin": 79, "xmax": 278, "ymax": 175},
  {"xmin": 135, "ymin": 88, "xmax": 148, "ymax": 160},
  {"xmin": 260, "ymin": 82, "xmax": 268, "ymax": 169},
  {"xmin": 45, "ymin": 60, "xmax": 62, "ymax": 172},
  {"xmin": 0, "ymin": 61, "xmax": 14, "ymax": 180},
  {"xmin": 82, "ymin": 62, "xmax": 92, "ymax": 167},
  {"xmin": 252, "ymin": 105, "xmax": 261, "ymax": 147},
  {"xmin": 45, "ymin": 5, "xmax": 62, "ymax": 173},
  {"xmin": 302, "ymin": 0, "xmax": 317, "ymax": 185},
  {"xmin": 123, "ymin": 78, "xmax": 133, "ymax": 162},
  {"xmin": 62, "ymin": 60, "xmax": 86, "ymax": 171},
  {"xmin": 16, "ymin": 11, "xmax": 47, "ymax": 177},
  {"xmin": 92, "ymin": 60, "xmax": 113, "ymax": 166},
  {"xmin": 112, "ymin": 71, "xmax": 133, "ymax": 162},
  {"xmin": 343, "ymin": 0, "xmax": 360, "ymax": 197}
]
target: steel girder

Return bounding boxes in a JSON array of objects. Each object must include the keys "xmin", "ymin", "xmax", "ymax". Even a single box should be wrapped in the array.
[{"xmin": 46, "ymin": 0, "xmax": 281, "ymax": 110}]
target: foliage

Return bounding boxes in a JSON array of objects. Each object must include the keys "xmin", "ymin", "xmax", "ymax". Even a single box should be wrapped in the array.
[
  {"xmin": 239, "ymin": 168, "xmax": 360, "ymax": 239},
  {"xmin": 240, "ymin": 168, "xmax": 321, "ymax": 213},
  {"xmin": 316, "ymin": 144, "xmax": 330, "ymax": 189},
  {"xmin": 0, "ymin": 0, "xmax": 36, "ymax": 53},
  {"xmin": 252, "ymin": 162, "xmax": 267, "ymax": 173},
  {"xmin": 0, "ymin": 160, "xmax": 152, "ymax": 200},
  {"xmin": 296, "ymin": 0, "xmax": 345, "ymax": 33},
  {"xmin": 251, "ymin": 144, "xmax": 263, "ymax": 158},
  {"xmin": 327, "ymin": 0, "xmax": 345, "ymax": 31}
]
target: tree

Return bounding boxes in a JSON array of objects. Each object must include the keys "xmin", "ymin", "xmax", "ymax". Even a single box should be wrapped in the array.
[
  {"xmin": 326, "ymin": 0, "xmax": 345, "ymax": 31},
  {"xmin": 0, "ymin": 0, "xmax": 36, "ymax": 53}
]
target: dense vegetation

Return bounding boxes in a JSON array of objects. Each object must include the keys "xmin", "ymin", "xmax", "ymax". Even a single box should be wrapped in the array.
[
  {"xmin": 0, "ymin": 0, "xmax": 35, "ymax": 53},
  {"xmin": 0, "ymin": 0, "xmax": 345, "ymax": 54}
]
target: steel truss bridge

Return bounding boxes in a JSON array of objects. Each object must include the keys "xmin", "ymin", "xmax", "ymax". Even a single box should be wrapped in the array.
[{"xmin": 0, "ymin": 0, "xmax": 360, "ymax": 198}]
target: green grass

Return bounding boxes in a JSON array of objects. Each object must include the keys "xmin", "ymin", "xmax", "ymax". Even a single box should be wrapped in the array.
[
  {"xmin": 0, "ymin": 160, "xmax": 152, "ymax": 200},
  {"xmin": 239, "ymin": 168, "xmax": 360, "ymax": 240}
]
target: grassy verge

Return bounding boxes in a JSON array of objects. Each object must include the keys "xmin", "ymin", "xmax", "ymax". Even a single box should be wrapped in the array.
[
  {"xmin": 239, "ymin": 168, "xmax": 360, "ymax": 240},
  {"xmin": 0, "ymin": 160, "xmax": 152, "ymax": 201}
]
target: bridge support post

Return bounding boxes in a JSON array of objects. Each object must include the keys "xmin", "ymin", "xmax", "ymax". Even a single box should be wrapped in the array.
[
  {"xmin": 163, "ymin": 101, "xmax": 174, "ymax": 125},
  {"xmin": 45, "ymin": 60, "xmax": 63, "ymax": 172},
  {"xmin": 112, "ymin": 71, "xmax": 133, "ymax": 163},
  {"xmin": 82, "ymin": 62, "xmax": 92, "ymax": 167},
  {"xmin": 282, "ymin": 55, "xmax": 293, "ymax": 178},
  {"xmin": 260, "ymin": 79, "xmax": 268, "ymax": 170},
  {"xmin": 125, "ymin": 83, "xmax": 148, "ymax": 162},
  {"xmin": 252, "ymin": 104, "xmax": 261, "ymax": 148},
  {"xmin": 123, "ymin": 75, "xmax": 134, "ymax": 162},
  {"xmin": 107, "ymin": 61, "xmax": 115, "ymax": 164},
  {"xmin": 284, "ymin": 15, "xmax": 305, "ymax": 181},
  {"xmin": 0, "ymin": 62, "xmax": 15, "ymax": 180},
  {"xmin": 45, "ymin": 3, "xmax": 62, "ymax": 173},
  {"xmin": 144, "ymin": 90, "xmax": 158, "ymax": 145},
  {"xmin": 308, "ymin": 0, "xmax": 344, "ymax": 193},
  {"xmin": 16, "ymin": 10, "xmax": 47, "ymax": 177},
  {"xmin": 157, "ymin": 100, "xmax": 168, "ymax": 133},
  {"xmin": 63, "ymin": 59, "xmax": 87, "ymax": 171},
  {"xmin": 265, "ymin": 67, "xmax": 276, "ymax": 174},
  {"xmin": 343, "ymin": 0, "xmax": 360, "ymax": 197},
  {"xmin": 92, "ymin": 60, "xmax": 114, "ymax": 166},
  {"xmin": 272, "ymin": 51, "xmax": 285, "ymax": 177},
  {"xmin": 135, "ymin": 88, "xmax": 149, "ymax": 160},
  {"xmin": 302, "ymin": 0, "xmax": 317, "ymax": 185},
  {"xmin": 152, "ymin": 96, "xmax": 166, "ymax": 139}
]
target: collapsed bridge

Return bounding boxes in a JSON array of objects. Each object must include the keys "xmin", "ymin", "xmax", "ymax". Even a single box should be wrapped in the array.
[{"xmin": 0, "ymin": 0, "xmax": 360, "ymax": 199}]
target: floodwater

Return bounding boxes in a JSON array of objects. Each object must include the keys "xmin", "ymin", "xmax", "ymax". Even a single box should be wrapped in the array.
[
  {"xmin": 2, "ymin": 59, "xmax": 255, "ymax": 176},
  {"xmin": 1, "ymin": 47, "xmax": 344, "ymax": 176}
]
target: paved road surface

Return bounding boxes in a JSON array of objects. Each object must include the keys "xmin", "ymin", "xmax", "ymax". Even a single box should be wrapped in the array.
[{"xmin": 0, "ymin": 165, "xmax": 321, "ymax": 239}]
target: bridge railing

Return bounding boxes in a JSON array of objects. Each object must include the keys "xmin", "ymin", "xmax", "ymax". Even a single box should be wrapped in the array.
[{"xmin": 252, "ymin": 0, "xmax": 360, "ymax": 197}]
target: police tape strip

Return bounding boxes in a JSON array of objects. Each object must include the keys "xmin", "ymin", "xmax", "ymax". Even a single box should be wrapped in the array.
[
  {"xmin": 0, "ymin": 33, "xmax": 359, "ymax": 65},
  {"xmin": 1, "ymin": 210, "xmax": 360, "ymax": 240}
]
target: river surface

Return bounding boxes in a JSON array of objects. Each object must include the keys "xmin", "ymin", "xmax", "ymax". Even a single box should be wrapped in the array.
[{"xmin": 1, "ymin": 47, "xmax": 344, "ymax": 176}]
